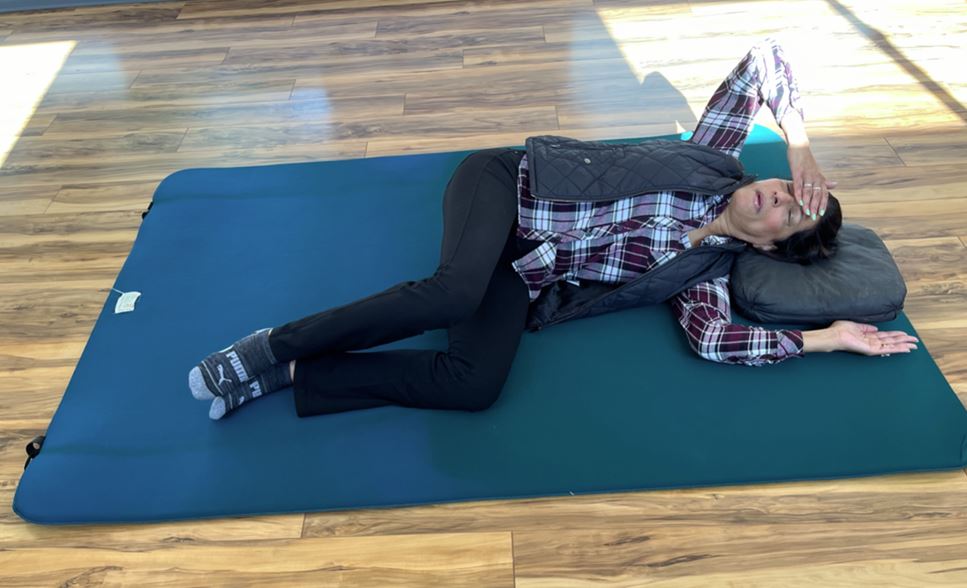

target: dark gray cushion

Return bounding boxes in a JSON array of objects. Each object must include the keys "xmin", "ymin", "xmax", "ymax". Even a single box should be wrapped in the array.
[{"xmin": 729, "ymin": 223, "xmax": 907, "ymax": 325}]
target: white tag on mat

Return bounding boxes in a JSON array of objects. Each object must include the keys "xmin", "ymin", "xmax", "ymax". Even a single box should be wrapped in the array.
[{"xmin": 114, "ymin": 291, "xmax": 141, "ymax": 314}]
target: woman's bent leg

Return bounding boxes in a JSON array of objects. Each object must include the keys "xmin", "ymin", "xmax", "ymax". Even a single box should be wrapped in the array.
[
  {"xmin": 292, "ymin": 245, "xmax": 531, "ymax": 416},
  {"xmin": 267, "ymin": 148, "xmax": 525, "ymax": 364}
]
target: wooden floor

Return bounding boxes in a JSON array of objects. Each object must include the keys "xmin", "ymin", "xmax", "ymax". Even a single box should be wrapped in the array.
[{"xmin": 1, "ymin": 0, "xmax": 965, "ymax": 585}]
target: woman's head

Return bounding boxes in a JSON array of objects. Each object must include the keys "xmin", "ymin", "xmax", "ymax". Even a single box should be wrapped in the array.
[{"xmin": 724, "ymin": 178, "xmax": 842, "ymax": 264}]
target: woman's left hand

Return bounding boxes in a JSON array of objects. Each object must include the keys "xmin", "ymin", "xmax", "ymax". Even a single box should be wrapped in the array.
[
  {"xmin": 788, "ymin": 145, "xmax": 837, "ymax": 220},
  {"xmin": 829, "ymin": 320, "xmax": 919, "ymax": 357}
]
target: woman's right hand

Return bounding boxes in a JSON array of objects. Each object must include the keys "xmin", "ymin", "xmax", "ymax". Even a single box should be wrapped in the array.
[
  {"xmin": 829, "ymin": 320, "xmax": 919, "ymax": 357},
  {"xmin": 788, "ymin": 144, "xmax": 837, "ymax": 220}
]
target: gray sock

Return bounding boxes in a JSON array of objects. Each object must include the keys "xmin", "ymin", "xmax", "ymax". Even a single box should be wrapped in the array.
[
  {"xmin": 189, "ymin": 328, "xmax": 278, "ymax": 401},
  {"xmin": 209, "ymin": 362, "xmax": 293, "ymax": 420}
]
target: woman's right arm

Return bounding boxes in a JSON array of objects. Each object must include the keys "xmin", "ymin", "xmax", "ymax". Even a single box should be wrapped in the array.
[{"xmin": 689, "ymin": 37, "xmax": 804, "ymax": 160}]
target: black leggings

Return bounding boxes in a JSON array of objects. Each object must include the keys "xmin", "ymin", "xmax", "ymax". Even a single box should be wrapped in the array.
[{"xmin": 267, "ymin": 148, "xmax": 536, "ymax": 417}]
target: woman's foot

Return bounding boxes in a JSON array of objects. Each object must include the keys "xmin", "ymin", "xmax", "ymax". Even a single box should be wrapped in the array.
[
  {"xmin": 208, "ymin": 362, "xmax": 293, "ymax": 420},
  {"xmin": 189, "ymin": 328, "xmax": 277, "ymax": 400}
]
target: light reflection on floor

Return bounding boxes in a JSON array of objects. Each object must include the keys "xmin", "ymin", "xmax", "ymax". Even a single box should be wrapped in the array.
[{"xmin": 0, "ymin": 40, "xmax": 75, "ymax": 168}]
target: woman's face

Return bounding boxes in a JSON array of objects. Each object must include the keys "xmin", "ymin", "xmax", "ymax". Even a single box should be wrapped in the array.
[{"xmin": 728, "ymin": 178, "xmax": 819, "ymax": 248}]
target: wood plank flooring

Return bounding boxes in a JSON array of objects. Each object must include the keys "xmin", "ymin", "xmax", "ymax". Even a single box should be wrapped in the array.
[{"xmin": 0, "ymin": 0, "xmax": 965, "ymax": 585}]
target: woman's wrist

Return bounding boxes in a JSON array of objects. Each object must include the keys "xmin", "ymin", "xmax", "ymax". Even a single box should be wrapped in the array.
[
  {"xmin": 802, "ymin": 327, "xmax": 839, "ymax": 353},
  {"xmin": 780, "ymin": 110, "xmax": 809, "ymax": 148}
]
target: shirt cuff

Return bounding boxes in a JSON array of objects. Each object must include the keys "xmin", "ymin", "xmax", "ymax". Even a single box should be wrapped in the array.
[{"xmin": 779, "ymin": 329, "xmax": 805, "ymax": 357}]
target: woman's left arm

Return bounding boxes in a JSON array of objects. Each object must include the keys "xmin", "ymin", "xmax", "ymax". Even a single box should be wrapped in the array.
[
  {"xmin": 670, "ymin": 276, "xmax": 805, "ymax": 367},
  {"xmin": 672, "ymin": 278, "xmax": 919, "ymax": 364},
  {"xmin": 780, "ymin": 110, "xmax": 837, "ymax": 220}
]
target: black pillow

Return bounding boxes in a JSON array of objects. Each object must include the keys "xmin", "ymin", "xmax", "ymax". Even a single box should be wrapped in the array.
[{"xmin": 729, "ymin": 223, "xmax": 906, "ymax": 325}]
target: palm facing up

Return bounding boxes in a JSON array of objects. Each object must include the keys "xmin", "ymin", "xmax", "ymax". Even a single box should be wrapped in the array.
[{"xmin": 830, "ymin": 320, "xmax": 919, "ymax": 356}]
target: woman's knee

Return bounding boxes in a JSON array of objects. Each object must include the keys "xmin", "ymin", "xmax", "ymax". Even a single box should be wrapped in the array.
[
  {"xmin": 465, "ymin": 147, "xmax": 510, "ymax": 165},
  {"xmin": 457, "ymin": 148, "xmax": 519, "ymax": 181},
  {"xmin": 456, "ymin": 380, "xmax": 503, "ymax": 412}
]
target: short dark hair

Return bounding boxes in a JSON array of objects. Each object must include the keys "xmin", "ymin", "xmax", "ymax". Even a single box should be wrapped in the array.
[{"xmin": 755, "ymin": 193, "xmax": 842, "ymax": 265}]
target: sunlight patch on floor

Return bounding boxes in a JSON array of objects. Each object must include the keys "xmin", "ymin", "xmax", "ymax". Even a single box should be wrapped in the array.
[{"xmin": 0, "ymin": 41, "xmax": 76, "ymax": 168}]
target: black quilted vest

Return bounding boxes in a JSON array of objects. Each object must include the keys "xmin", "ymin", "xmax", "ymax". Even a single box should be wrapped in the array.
[{"xmin": 523, "ymin": 135, "xmax": 756, "ymax": 332}]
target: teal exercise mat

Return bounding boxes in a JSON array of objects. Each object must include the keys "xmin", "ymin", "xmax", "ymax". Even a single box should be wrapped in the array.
[{"xmin": 14, "ymin": 126, "xmax": 967, "ymax": 525}]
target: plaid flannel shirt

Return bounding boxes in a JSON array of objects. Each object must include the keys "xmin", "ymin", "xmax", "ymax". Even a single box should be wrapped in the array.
[{"xmin": 511, "ymin": 38, "xmax": 806, "ymax": 366}]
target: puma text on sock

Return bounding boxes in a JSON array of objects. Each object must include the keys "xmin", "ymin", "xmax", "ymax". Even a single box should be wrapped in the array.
[
  {"xmin": 189, "ymin": 328, "xmax": 277, "ymax": 400},
  {"xmin": 209, "ymin": 362, "xmax": 293, "ymax": 420}
]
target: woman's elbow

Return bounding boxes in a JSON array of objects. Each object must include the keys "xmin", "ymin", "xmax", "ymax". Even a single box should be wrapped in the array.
[
  {"xmin": 688, "ymin": 333, "xmax": 718, "ymax": 361},
  {"xmin": 687, "ymin": 335, "xmax": 721, "ymax": 363},
  {"xmin": 689, "ymin": 337, "xmax": 752, "ymax": 366}
]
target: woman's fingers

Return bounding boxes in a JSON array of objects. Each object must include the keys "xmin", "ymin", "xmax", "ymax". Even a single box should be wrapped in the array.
[
  {"xmin": 855, "ymin": 329, "xmax": 919, "ymax": 356},
  {"xmin": 810, "ymin": 176, "xmax": 826, "ymax": 218},
  {"xmin": 885, "ymin": 342, "xmax": 917, "ymax": 353},
  {"xmin": 869, "ymin": 338, "xmax": 917, "ymax": 350},
  {"xmin": 872, "ymin": 344, "xmax": 916, "ymax": 357},
  {"xmin": 872, "ymin": 331, "xmax": 919, "ymax": 343},
  {"xmin": 802, "ymin": 178, "xmax": 822, "ymax": 218},
  {"xmin": 812, "ymin": 184, "xmax": 822, "ymax": 218},
  {"xmin": 847, "ymin": 324, "xmax": 918, "ymax": 356},
  {"xmin": 804, "ymin": 175, "xmax": 838, "ymax": 218},
  {"xmin": 794, "ymin": 174, "xmax": 805, "ymax": 206},
  {"xmin": 866, "ymin": 336, "xmax": 918, "ymax": 356}
]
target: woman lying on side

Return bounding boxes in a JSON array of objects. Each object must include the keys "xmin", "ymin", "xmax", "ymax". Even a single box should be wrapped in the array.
[{"xmin": 188, "ymin": 38, "xmax": 918, "ymax": 420}]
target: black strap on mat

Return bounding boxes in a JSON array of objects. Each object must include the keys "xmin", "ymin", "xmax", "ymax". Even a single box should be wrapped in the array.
[{"xmin": 24, "ymin": 435, "xmax": 45, "ymax": 471}]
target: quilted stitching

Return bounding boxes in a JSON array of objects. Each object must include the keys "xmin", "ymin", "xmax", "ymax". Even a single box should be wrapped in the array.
[{"xmin": 526, "ymin": 135, "xmax": 756, "ymax": 201}]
